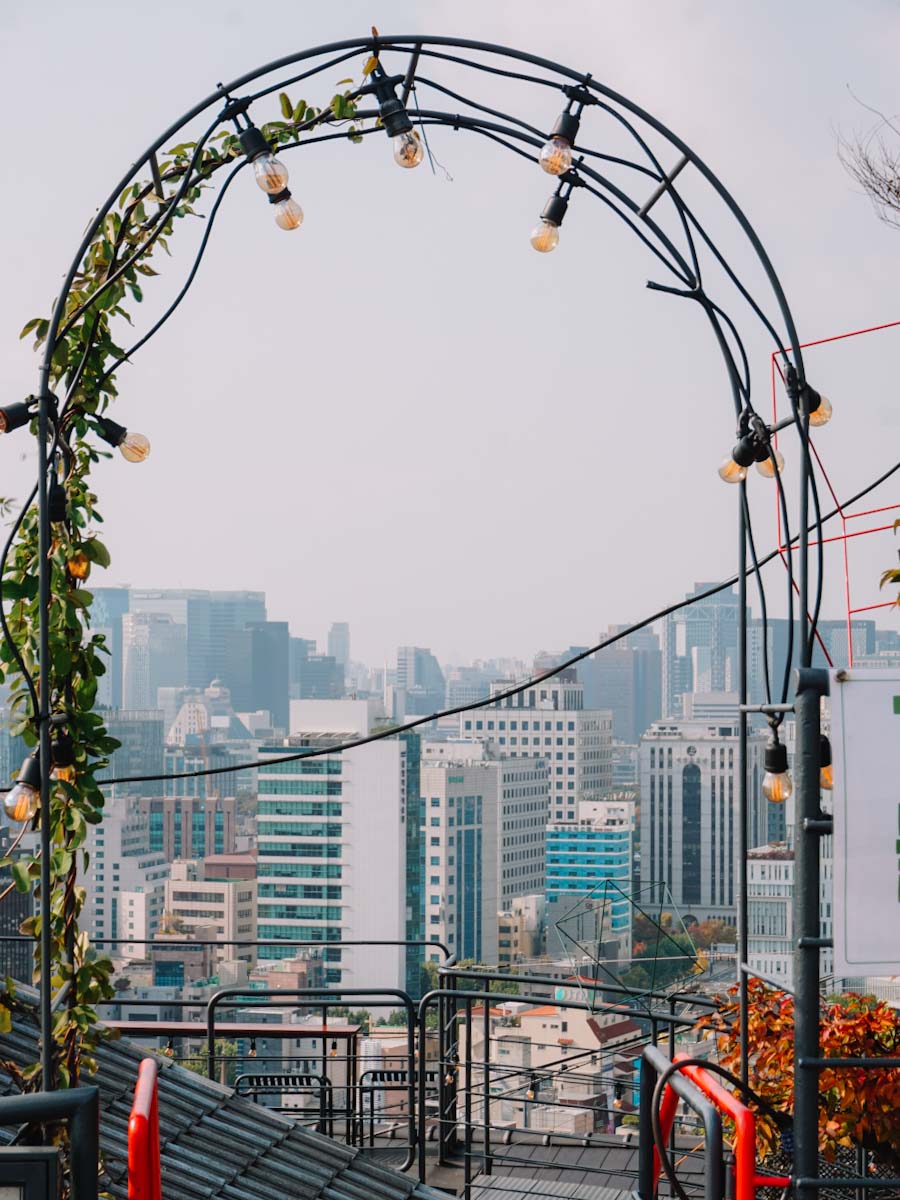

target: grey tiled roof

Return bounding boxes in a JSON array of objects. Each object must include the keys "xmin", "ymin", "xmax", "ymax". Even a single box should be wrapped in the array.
[
  {"xmin": 0, "ymin": 1012, "xmax": 444, "ymax": 1200},
  {"xmin": 471, "ymin": 1177, "xmax": 633, "ymax": 1200}
]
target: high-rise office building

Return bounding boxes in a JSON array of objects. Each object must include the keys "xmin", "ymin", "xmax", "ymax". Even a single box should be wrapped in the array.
[
  {"xmin": 91, "ymin": 586, "xmax": 131, "ymax": 708},
  {"xmin": 138, "ymin": 795, "xmax": 237, "ymax": 860},
  {"xmin": 662, "ymin": 584, "xmax": 743, "ymax": 718},
  {"xmin": 581, "ymin": 627, "xmax": 662, "ymax": 743},
  {"xmin": 460, "ymin": 670, "xmax": 612, "ymax": 823},
  {"xmin": 209, "ymin": 591, "xmax": 267, "ymax": 682},
  {"xmin": 256, "ymin": 735, "xmax": 409, "ymax": 991},
  {"xmin": 289, "ymin": 639, "xmax": 343, "ymax": 700},
  {"xmin": 130, "ymin": 590, "xmax": 213, "ymax": 689},
  {"xmin": 545, "ymin": 797, "xmax": 635, "ymax": 957},
  {"xmin": 420, "ymin": 754, "xmax": 548, "ymax": 965},
  {"xmin": 327, "ymin": 623, "xmax": 350, "ymax": 676},
  {"xmin": 105, "ymin": 709, "xmax": 166, "ymax": 799},
  {"xmin": 122, "ymin": 612, "xmax": 188, "ymax": 709},
  {"xmin": 396, "ymin": 647, "xmax": 445, "ymax": 716},
  {"xmin": 223, "ymin": 621, "xmax": 289, "ymax": 729},
  {"xmin": 639, "ymin": 717, "xmax": 769, "ymax": 923}
]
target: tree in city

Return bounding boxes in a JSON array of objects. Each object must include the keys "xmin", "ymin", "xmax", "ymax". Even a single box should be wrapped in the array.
[{"xmin": 698, "ymin": 979, "xmax": 900, "ymax": 1168}]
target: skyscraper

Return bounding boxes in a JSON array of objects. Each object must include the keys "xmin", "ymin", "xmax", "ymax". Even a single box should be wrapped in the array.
[
  {"xmin": 581, "ymin": 626, "xmax": 662, "ymax": 743},
  {"xmin": 209, "ymin": 591, "xmax": 267, "ymax": 682},
  {"xmin": 639, "ymin": 717, "xmax": 769, "ymax": 923},
  {"xmin": 396, "ymin": 647, "xmax": 445, "ymax": 716},
  {"xmin": 223, "ymin": 621, "xmax": 289, "ymax": 729},
  {"xmin": 327, "ymin": 623, "xmax": 350, "ymax": 677},
  {"xmin": 122, "ymin": 612, "xmax": 188, "ymax": 709},
  {"xmin": 91, "ymin": 586, "xmax": 131, "ymax": 708},
  {"xmin": 130, "ymin": 590, "xmax": 212, "ymax": 688},
  {"xmin": 662, "ymin": 583, "xmax": 743, "ymax": 718}
]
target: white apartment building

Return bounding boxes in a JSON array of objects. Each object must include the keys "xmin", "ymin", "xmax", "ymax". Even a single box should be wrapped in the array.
[
  {"xmin": 421, "ymin": 755, "xmax": 548, "ymax": 965},
  {"xmin": 165, "ymin": 860, "xmax": 258, "ymax": 966},
  {"xmin": 639, "ymin": 719, "xmax": 770, "ymax": 923},
  {"xmin": 747, "ymin": 840, "xmax": 834, "ymax": 989},
  {"xmin": 459, "ymin": 670, "xmax": 612, "ymax": 822},
  {"xmin": 256, "ymin": 735, "xmax": 408, "ymax": 993},
  {"xmin": 82, "ymin": 796, "xmax": 169, "ymax": 958}
]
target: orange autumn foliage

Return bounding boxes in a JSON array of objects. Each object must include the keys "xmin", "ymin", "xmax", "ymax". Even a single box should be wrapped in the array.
[{"xmin": 697, "ymin": 979, "xmax": 900, "ymax": 1165}]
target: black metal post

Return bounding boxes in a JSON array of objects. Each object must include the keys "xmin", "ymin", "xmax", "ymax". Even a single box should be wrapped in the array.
[
  {"xmin": 737, "ymin": 488, "xmax": 749, "ymax": 1089},
  {"xmin": 36, "ymin": 391, "xmax": 53, "ymax": 1093},
  {"xmin": 0, "ymin": 1087, "xmax": 99, "ymax": 1200},
  {"xmin": 792, "ymin": 665, "xmax": 828, "ymax": 1200}
]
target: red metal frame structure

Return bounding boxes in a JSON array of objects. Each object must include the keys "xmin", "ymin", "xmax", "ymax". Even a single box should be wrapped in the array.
[
  {"xmin": 128, "ymin": 1057, "xmax": 161, "ymax": 1200},
  {"xmin": 771, "ymin": 319, "xmax": 900, "ymax": 667},
  {"xmin": 653, "ymin": 1054, "xmax": 791, "ymax": 1200}
]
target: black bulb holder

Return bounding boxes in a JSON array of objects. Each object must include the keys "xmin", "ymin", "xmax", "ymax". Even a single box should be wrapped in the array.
[
  {"xmin": 267, "ymin": 187, "xmax": 292, "ymax": 206},
  {"xmin": 238, "ymin": 125, "xmax": 271, "ymax": 162},
  {"xmin": 803, "ymin": 384, "xmax": 823, "ymax": 416},
  {"xmin": 52, "ymin": 733, "xmax": 76, "ymax": 770},
  {"xmin": 95, "ymin": 414, "xmax": 127, "ymax": 449},
  {"xmin": 731, "ymin": 434, "xmax": 757, "ymax": 468},
  {"xmin": 0, "ymin": 401, "xmax": 35, "ymax": 435},
  {"xmin": 367, "ymin": 64, "xmax": 413, "ymax": 137},
  {"xmin": 819, "ymin": 734, "xmax": 832, "ymax": 769},
  {"xmin": 13, "ymin": 753, "xmax": 41, "ymax": 792},
  {"xmin": 764, "ymin": 740, "xmax": 788, "ymax": 774},
  {"xmin": 549, "ymin": 109, "xmax": 580, "ymax": 146},
  {"xmin": 48, "ymin": 480, "xmax": 68, "ymax": 524},
  {"xmin": 541, "ymin": 192, "xmax": 569, "ymax": 227}
]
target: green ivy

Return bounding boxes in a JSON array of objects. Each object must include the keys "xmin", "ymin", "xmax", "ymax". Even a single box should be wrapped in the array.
[{"xmin": 1, "ymin": 73, "xmax": 366, "ymax": 1091}]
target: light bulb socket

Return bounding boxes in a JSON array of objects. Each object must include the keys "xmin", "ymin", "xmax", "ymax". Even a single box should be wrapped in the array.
[
  {"xmin": 819, "ymin": 734, "xmax": 832, "ymax": 769},
  {"xmin": 731, "ymin": 435, "xmax": 757, "ymax": 468},
  {"xmin": 764, "ymin": 740, "xmax": 788, "ymax": 774},
  {"xmin": 550, "ymin": 111, "xmax": 580, "ymax": 145},
  {"xmin": 52, "ymin": 733, "xmax": 76, "ymax": 770},
  {"xmin": 753, "ymin": 439, "xmax": 774, "ymax": 464},
  {"xmin": 368, "ymin": 64, "xmax": 414, "ymax": 137},
  {"xmin": 267, "ymin": 187, "xmax": 292, "ymax": 205},
  {"xmin": 48, "ymin": 480, "xmax": 68, "ymax": 524},
  {"xmin": 95, "ymin": 414, "xmax": 127, "ymax": 449},
  {"xmin": 0, "ymin": 402, "xmax": 35, "ymax": 435},
  {"xmin": 541, "ymin": 193, "xmax": 569, "ymax": 227},
  {"xmin": 238, "ymin": 125, "xmax": 271, "ymax": 162},
  {"xmin": 13, "ymin": 753, "xmax": 41, "ymax": 794}
]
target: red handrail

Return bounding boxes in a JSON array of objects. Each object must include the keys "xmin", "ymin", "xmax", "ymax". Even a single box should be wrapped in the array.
[
  {"xmin": 653, "ymin": 1054, "xmax": 791, "ymax": 1198},
  {"xmin": 128, "ymin": 1057, "xmax": 162, "ymax": 1200}
]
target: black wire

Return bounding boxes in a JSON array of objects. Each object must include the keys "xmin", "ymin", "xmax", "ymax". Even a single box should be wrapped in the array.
[
  {"xmin": 769, "ymin": 448, "xmax": 795, "ymax": 708},
  {"xmin": 395, "ymin": 44, "xmax": 563, "ymax": 91}
]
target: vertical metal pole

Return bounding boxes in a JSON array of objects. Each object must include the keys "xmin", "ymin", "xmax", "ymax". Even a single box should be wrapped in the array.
[
  {"xmin": 482, "ymin": 1000, "xmax": 491, "ymax": 1174},
  {"xmin": 737, "ymin": 488, "xmax": 749, "ymax": 1089},
  {"xmin": 36, "ymin": 390, "xmax": 53, "ymax": 1093},
  {"xmin": 793, "ymin": 666, "xmax": 827, "ymax": 1200}
]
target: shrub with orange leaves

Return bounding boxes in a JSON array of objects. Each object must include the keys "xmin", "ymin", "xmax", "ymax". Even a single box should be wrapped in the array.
[{"xmin": 696, "ymin": 978, "xmax": 900, "ymax": 1168}]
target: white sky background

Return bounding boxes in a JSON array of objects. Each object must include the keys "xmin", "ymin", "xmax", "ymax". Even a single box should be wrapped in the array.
[{"xmin": 1, "ymin": 1, "xmax": 899, "ymax": 666}]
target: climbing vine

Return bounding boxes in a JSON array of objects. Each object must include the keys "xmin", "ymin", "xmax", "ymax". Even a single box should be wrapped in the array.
[{"xmin": 0, "ymin": 71, "xmax": 366, "ymax": 1089}]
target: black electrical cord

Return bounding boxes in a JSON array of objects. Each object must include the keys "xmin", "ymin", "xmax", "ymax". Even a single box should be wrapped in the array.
[{"xmin": 651, "ymin": 1057, "xmax": 793, "ymax": 1200}]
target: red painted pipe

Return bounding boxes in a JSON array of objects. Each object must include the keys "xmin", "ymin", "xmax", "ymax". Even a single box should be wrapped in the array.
[{"xmin": 128, "ymin": 1057, "xmax": 162, "ymax": 1200}]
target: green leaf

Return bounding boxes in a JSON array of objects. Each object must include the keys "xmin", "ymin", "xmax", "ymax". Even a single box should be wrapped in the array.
[
  {"xmin": 11, "ymin": 863, "xmax": 30, "ymax": 894},
  {"xmin": 82, "ymin": 539, "xmax": 111, "ymax": 568},
  {"xmin": 292, "ymin": 100, "xmax": 307, "ymax": 123},
  {"xmin": 279, "ymin": 92, "xmax": 293, "ymax": 120},
  {"xmin": 0, "ymin": 1009, "xmax": 11, "ymax": 1035},
  {"xmin": 19, "ymin": 318, "xmax": 43, "ymax": 340}
]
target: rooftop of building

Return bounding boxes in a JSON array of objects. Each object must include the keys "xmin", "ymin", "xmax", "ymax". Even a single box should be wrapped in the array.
[{"xmin": 747, "ymin": 842, "xmax": 795, "ymax": 860}]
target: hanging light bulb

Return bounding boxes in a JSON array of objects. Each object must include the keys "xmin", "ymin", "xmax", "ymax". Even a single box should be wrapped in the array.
[
  {"xmin": 762, "ymin": 738, "xmax": 793, "ymax": 803},
  {"xmin": 368, "ymin": 61, "xmax": 424, "ymax": 169},
  {"xmin": 539, "ymin": 107, "xmax": 581, "ymax": 176},
  {"xmin": 718, "ymin": 430, "xmax": 756, "ymax": 484},
  {"xmin": 329, "ymin": 1039, "xmax": 338, "ymax": 1058},
  {"xmin": 819, "ymin": 735, "xmax": 833, "ymax": 791},
  {"xmin": 755, "ymin": 446, "xmax": 784, "ymax": 478},
  {"xmin": 526, "ymin": 1074, "xmax": 538, "ymax": 1100},
  {"xmin": 249, "ymin": 1037, "xmax": 258, "ymax": 1058},
  {"xmin": 4, "ymin": 753, "xmax": 41, "ymax": 823},
  {"xmin": 806, "ymin": 387, "xmax": 833, "ymax": 428},
  {"xmin": 393, "ymin": 130, "xmax": 424, "ymax": 169},
  {"xmin": 530, "ymin": 190, "xmax": 569, "ymax": 254},
  {"xmin": 51, "ymin": 732, "xmax": 77, "ymax": 784},
  {"xmin": 253, "ymin": 154, "xmax": 290, "ymax": 195},
  {"xmin": 272, "ymin": 195, "xmax": 304, "ymax": 231},
  {"xmin": 94, "ymin": 415, "xmax": 151, "ymax": 463},
  {"xmin": 164, "ymin": 1038, "xmax": 175, "ymax": 1058}
]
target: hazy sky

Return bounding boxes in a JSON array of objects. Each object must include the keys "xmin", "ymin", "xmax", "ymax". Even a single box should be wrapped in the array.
[{"xmin": 2, "ymin": 1, "xmax": 899, "ymax": 666}]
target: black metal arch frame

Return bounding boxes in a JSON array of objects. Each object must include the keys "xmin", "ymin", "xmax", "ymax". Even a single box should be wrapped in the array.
[{"xmin": 9, "ymin": 32, "xmax": 843, "ymax": 1196}]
